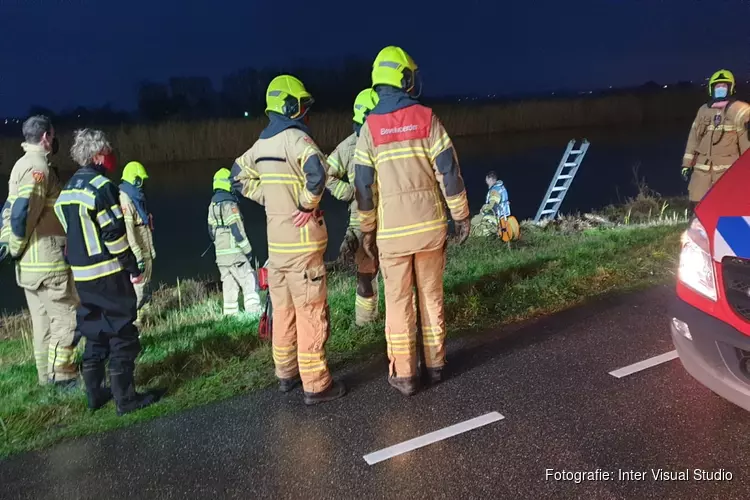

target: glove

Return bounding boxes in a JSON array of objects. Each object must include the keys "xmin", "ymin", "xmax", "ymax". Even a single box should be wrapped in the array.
[
  {"xmin": 454, "ymin": 218, "xmax": 470, "ymax": 245},
  {"xmin": 361, "ymin": 231, "xmax": 377, "ymax": 260},
  {"xmin": 137, "ymin": 260, "xmax": 146, "ymax": 273},
  {"xmin": 681, "ymin": 167, "xmax": 692, "ymax": 182},
  {"xmin": 0, "ymin": 243, "xmax": 8, "ymax": 263}
]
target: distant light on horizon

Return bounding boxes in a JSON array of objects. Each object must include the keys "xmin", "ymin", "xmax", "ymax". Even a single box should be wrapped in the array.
[{"xmin": 243, "ymin": 111, "xmax": 249, "ymax": 117}]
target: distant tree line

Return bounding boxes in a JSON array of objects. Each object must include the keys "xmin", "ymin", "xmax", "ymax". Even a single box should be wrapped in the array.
[{"xmin": 0, "ymin": 53, "xmax": 718, "ymax": 139}]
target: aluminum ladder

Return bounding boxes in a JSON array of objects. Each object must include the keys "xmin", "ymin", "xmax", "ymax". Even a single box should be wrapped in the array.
[{"xmin": 533, "ymin": 139, "xmax": 589, "ymax": 222}]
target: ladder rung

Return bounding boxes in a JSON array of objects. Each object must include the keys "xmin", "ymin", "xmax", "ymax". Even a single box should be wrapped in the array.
[
  {"xmin": 570, "ymin": 150, "xmax": 582, "ymax": 154},
  {"xmin": 541, "ymin": 210, "xmax": 556, "ymax": 215},
  {"xmin": 551, "ymin": 186, "xmax": 566, "ymax": 192},
  {"xmin": 558, "ymin": 175, "xmax": 573, "ymax": 179},
  {"xmin": 546, "ymin": 198, "xmax": 562, "ymax": 203},
  {"xmin": 564, "ymin": 162, "xmax": 577, "ymax": 167}
]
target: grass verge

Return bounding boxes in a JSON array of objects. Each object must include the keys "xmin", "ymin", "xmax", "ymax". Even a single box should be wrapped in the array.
[{"xmin": 0, "ymin": 221, "xmax": 685, "ymax": 458}]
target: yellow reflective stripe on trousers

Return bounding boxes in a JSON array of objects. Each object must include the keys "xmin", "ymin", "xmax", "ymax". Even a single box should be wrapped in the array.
[
  {"xmin": 422, "ymin": 325, "xmax": 445, "ymax": 347},
  {"xmin": 355, "ymin": 294, "xmax": 377, "ymax": 311},
  {"xmin": 298, "ymin": 351, "xmax": 327, "ymax": 374},
  {"xmin": 215, "ymin": 248, "xmax": 244, "ymax": 256},
  {"xmin": 104, "ymin": 234, "xmax": 130, "ymax": 255},
  {"xmin": 377, "ymin": 218, "xmax": 447, "ymax": 240},
  {"xmin": 71, "ymin": 258, "xmax": 122, "ymax": 281},
  {"xmin": 268, "ymin": 239, "xmax": 327, "ymax": 254},
  {"xmin": 79, "ymin": 205, "xmax": 102, "ymax": 256},
  {"xmin": 273, "ymin": 344, "xmax": 297, "ymax": 364},
  {"xmin": 19, "ymin": 261, "xmax": 68, "ymax": 272}
]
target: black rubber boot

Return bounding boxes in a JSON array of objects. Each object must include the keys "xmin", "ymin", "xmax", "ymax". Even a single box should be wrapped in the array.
[
  {"xmin": 303, "ymin": 380, "xmax": 347, "ymax": 406},
  {"xmin": 279, "ymin": 376, "xmax": 301, "ymax": 393},
  {"xmin": 110, "ymin": 370, "xmax": 161, "ymax": 416},
  {"xmin": 82, "ymin": 363, "xmax": 112, "ymax": 411},
  {"xmin": 426, "ymin": 367, "xmax": 444, "ymax": 385},
  {"xmin": 388, "ymin": 376, "xmax": 420, "ymax": 396}
]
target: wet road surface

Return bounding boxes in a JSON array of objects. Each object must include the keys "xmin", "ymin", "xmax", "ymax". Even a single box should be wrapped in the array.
[{"xmin": 1, "ymin": 285, "xmax": 748, "ymax": 499}]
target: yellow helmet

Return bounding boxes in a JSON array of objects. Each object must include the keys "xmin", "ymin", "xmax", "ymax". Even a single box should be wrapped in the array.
[
  {"xmin": 265, "ymin": 75, "xmax": 315, "ymax": 119},
  {"xmin": 213, "ymin": 167, "xmax": 232, "ymax": 192},
  {"xmin": 372, "ymin": 46, "xmax": 419, "ymax": 93},
  {"xmin": 353, "ymin": 88, "xmax": 379, "ymax": 125},
  {"xmin": 122, "ymin": 161, "xmax": 148, "ymax": 185},
  {"xmin": 708, "ymin": 69, "xmax": 736, "ymax": 96}
]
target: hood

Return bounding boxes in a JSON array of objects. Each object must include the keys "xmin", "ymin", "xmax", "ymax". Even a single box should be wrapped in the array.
[
  {"xmin": 211, "ymin": 189, "xmax": 237, "ymax": 204},
  {"xmin": 259, "ymin": 113, "xmax": 312, "ymax": 139},
  {"xmin": 371, "ymin": 86, "xmax": 420, "ymax": 115}
]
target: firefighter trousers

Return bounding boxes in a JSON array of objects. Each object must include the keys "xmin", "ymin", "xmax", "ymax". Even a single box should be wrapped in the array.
[
  {"xmin": 23, "ymin": 272, "xmax": 79, "ymax": 384},
  {"xmin": 219, "ymin": 261, "xmax": 261, "ymax": 316},
  {"xmin": 688, "ymin": 168, "xmax": 728, "ymax": 202},
  {"xmin": 380, "ymin": 245, "xmax": 447, "ymax": 379},
  {"xmin": 269, "ymin": 253, "xmax": 333, "ymax": 394}
]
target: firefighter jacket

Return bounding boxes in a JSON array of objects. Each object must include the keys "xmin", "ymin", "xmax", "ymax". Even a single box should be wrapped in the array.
[
  {"xmin": 232, "ymin": 113, "xmax": 328, "ymax": 270},
  {"xmin": 354, "ymin": 87, "xmax": 470, "ymax": 257},
  {"xmin": 682, "ymin": 100, "xmax": 750, "ymax": 173},
  {"xmin": 119, "ymin": 183, "xmax": 156, "ymax": 264},
  {"xmin": 482, "ymin": 181, "xmax": 511, "ymax": 219},
  {"xmin": 207, "ymin": 190, "xmax": 252, "ymax": 266},
  {"xmin": 54, "ymin": 166, "xmax": 139, "ymax": 282},
  {"xmin": 1, "ymin": 143, "xmax": 69, "ymax": 290},
  {"xmin": 326, "ymin": 132, "xmax": 360, "ymax": 229}
]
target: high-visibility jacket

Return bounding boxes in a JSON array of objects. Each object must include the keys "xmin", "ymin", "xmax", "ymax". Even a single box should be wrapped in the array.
[
  {"xmin": 326, "ymin": 132, "xmax": 360, "ymax": 229},
  {"xmin": 482, "ymin": 181, "xmax": 511, "ymax": 219},
  {"xmin": 54, "ymin": 166, "xmax": 139, "ymax": 282},
  {"xmin": 232, "ymin": 114, "xmax": 328, "ymax": 270},
  {"xmin": 682, "ymin": 100, "xmax": 750, "ymax": 173},
  {"xmin": 207, "ymin": 190, "xmax": 252, "ymax": 266},
  {"xmin": 354, "ymin": 95, "xmax": 469, "ymax": 257},
  {"xmin": 1, "ymin": 143, "xmax": 69, "ymax": 289},
  {"xmin": 119, "ymin": 190, "xmax": 156, "ymax": 264}
]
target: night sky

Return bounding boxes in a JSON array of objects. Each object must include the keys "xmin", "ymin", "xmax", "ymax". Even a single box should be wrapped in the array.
[{"xmin": 0, "ymin": 0, "xmax": 748, "ymax": 116}]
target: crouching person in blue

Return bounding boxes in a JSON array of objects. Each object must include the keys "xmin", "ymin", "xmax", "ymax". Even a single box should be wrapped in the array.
[{"xmin": 54, "ymin": 129, "xmax": 161, "ymax": 415}]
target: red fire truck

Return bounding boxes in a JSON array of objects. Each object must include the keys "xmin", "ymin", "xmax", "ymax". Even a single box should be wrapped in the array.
[{"xmin": 672, "ymin": 152, "xmax": 750, "ymax": 411}]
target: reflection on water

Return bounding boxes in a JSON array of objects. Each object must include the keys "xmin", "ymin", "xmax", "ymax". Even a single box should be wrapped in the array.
[{"xmin": 0, "ymin": 123, "xmax": 690, "ymax": 312}]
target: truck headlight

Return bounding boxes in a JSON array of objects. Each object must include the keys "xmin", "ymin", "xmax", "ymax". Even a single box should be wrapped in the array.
[{"xmin": 678, "ymin": 218, "xmax": 717, "ymax": 301}]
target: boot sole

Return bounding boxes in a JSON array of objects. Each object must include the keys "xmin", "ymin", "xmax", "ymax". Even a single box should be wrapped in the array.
[{"xmin": 303, "ymin": 386, "xmax": 347, "ymax": 406}]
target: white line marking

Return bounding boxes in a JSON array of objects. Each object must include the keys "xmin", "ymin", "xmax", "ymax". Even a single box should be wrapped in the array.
[
  {"xmin": 608, "ymin": 350, "xmax": 678, "ymax": 378},
  {"xmin": 363, "ymin": 411, "xmax": 505, "ymax": 465}
]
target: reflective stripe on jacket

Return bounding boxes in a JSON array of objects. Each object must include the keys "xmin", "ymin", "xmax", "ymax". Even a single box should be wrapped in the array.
[
  {"xmin": 208, "ymin": 191, "xmax": 251, "ymax": 266},
  {"xmin": 682, "ymin": 100, "xmax": 750, "ymax": 173},
  {"xmin": 2, "ymin": 143, "xmax": 69, "ymax": 289},
  {"xmin": 54, "ymin": 167, "xmax": 139, "ymax": 282},
  {"xmin": 353, "ymin": 103, "xmax": 469, "ymax": 257}
]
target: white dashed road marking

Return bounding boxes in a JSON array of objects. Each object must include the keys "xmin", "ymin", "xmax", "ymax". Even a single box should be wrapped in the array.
[
  {"xmin": 608, "ymin": 350, "xmax": 679, "ymax": 379},
  {"xmin": 363, "ymin": 412, "xmax": 505, "ymax": 465}
]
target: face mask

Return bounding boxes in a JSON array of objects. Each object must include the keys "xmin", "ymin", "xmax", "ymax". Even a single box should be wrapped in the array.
[{"xmin": 713, "ymin": 86, "xmax": 729, "ymax": 99}]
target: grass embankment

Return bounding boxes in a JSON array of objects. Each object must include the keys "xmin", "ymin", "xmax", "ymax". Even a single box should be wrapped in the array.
[
  {"xmin": 0, "ymin": 91, "xmax": 704, "ymax": 173},
  {"xmin": 0, "ymin": 201, "xmax": 687, "ymax": 458}
]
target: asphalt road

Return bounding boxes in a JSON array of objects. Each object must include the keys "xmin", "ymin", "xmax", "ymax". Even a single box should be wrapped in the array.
[{"xmin": 1, "ymin": 285, "xmax": 748, "ymax": 500}]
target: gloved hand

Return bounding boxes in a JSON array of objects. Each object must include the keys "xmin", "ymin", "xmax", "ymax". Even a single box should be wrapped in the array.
[
  {"xmin": 454, "ymin": 218, "xmax": 470, "ymax": 245},
  {"xmin": 361, "ymin": 231, "xmax": 377, "ymax": 260},
  {"xmin": 137, "ymin": 260, "xmax": 146, "ymax": 273},
  {"xmin": 0, "ymin": 243, "xmax": 9, "ymax": 263},
  {"xmin": 681, "ymin": 167, "xmax": 692, "ymax": 182}
]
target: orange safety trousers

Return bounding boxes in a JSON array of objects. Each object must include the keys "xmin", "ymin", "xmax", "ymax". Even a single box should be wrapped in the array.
[
  {"xmin": 268, "ymin": 253, "xmax": 333, "ymax": 394},
  {"xmin": 380, "ymin": 245, "xmax": 447, "ymax": 378}
]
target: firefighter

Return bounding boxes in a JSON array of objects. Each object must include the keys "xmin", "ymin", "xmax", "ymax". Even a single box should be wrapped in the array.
[
  {"xmin": 471, "ymin": 171, "xmax": 511, "ymax": 237},
  {"xmin": 232, "ymin": 75, "xmax": 346, "ymax": 405},
  {"xmin": 354, "ymin": 46, "xmax": 471, "ymax": 396},
  {"xmin": 0, "ymin": 115, "xmax": 78, "ymax": 388},
  {"xmin": 119, "ymin": 161, "xmax": 156, "ymax": 327},
  {"xmin": 208, "ymin": 167, "xmax": 262, "ymax": 316},
  {"xmin": 54, "ymin": 129, "xmax": 160, "ymax": 415},
  {"xmin": 326, "ymin": 88, "xmax": 381, "ymax": 325},
  {"xmin": 682, "ymin": 69, "xmax": 750, "ymax": 209}
]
